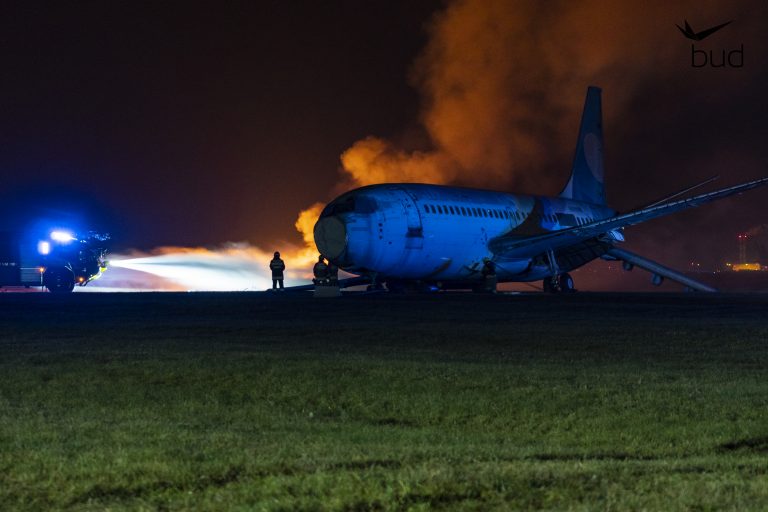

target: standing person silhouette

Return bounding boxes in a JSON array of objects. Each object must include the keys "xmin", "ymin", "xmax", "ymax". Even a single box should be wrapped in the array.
[
  {"xmin": 269, "ymin": 251, "xmax": 285, "ymax": 290},
  {"xmin": 313, "ymin": 255, "xmax": 329, "ymax": 285}
]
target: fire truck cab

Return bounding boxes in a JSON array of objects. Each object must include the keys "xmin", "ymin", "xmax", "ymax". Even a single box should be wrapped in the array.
[{"xmin": 0, "ymin": 230, "xmax": 109, "ymax": 292}]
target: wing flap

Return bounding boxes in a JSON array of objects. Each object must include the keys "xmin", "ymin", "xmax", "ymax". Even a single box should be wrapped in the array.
[{"xmin": 605, "ymin": 247, "xmax": 717, "ymax": 292}]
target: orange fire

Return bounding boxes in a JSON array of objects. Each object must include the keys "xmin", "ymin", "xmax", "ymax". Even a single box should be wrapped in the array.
[{"xmin": 293, "ymin": 202, "xmax": 325, "ymax": 266}]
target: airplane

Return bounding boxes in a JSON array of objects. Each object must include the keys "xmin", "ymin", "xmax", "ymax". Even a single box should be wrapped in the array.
[{"xmin": 312, "ymin": 86, "xmax": 768, "ymax": 293}]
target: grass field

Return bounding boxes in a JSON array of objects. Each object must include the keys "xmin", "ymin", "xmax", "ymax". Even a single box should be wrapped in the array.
[{"xmin": 1, "ymin": 292, "xmax": 767, "ymax": 510}]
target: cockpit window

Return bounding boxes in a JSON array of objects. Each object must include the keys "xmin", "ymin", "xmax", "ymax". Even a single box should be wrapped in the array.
[
  {"xmin": 320, "ymin": 194, "xmax": 379, "ymax": 217},
  {"xmin": 354, "ymin": 196, "xmax": 377, "ymax": 213}
]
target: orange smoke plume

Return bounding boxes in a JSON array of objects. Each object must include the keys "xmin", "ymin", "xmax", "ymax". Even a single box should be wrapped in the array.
[
  {"xmin": 335, "ymin": 0, "xmax": 682, "ymax": 191},
  {"xmin": 340, "ymin": 137, "xmax": 455, "ymax": 186},
  {"xmin": 294, "ymin": 202, "xmax": 325, "ymax": 263}
]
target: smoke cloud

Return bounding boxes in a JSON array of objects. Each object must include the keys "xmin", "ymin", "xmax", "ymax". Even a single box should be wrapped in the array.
[{"xmin": 334, "ymin": 0, "xmax": 672, "ymax": 191}]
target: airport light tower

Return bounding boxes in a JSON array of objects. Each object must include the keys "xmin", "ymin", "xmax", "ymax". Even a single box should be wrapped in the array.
[{"xmin": 738, "ymin": 234, "xmax": 748, "ymax": 264}]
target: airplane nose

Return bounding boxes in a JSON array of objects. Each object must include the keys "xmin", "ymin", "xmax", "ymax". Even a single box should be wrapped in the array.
[{"xmin": 314, "ymin": 215, "xmax": 347, "ymax": 260}]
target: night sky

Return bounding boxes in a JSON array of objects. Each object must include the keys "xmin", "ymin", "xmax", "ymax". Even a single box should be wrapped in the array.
[{"xmin": 1, "ymin": 0, "xmax": 766, "ymax": 271}]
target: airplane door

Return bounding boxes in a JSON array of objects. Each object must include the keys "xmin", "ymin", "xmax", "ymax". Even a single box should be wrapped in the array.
[{"xmin": 400, "ymin": 189, "xmax": 423, "ymax": 250}]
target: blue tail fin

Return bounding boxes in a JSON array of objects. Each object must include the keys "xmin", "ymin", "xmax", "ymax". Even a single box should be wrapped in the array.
[{"xmin": 559, "ymin": 86, "xmax": 606, "ymax": 205}]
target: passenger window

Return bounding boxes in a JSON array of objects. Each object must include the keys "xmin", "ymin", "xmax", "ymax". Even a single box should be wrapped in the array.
[{"xmin": 449, "ymin": 206, "xmax": 455, "ymax": 215}]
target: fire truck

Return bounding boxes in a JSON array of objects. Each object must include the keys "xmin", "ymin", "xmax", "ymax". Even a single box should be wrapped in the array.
[{"xmin": 0, "ymin": 230, "xmax": 109, "ymax": 292}]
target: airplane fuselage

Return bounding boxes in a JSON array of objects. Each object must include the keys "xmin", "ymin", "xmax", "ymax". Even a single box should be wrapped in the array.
[{"xmin": 314, "ymin": 183, "xmax": 615, "ymax": 286}]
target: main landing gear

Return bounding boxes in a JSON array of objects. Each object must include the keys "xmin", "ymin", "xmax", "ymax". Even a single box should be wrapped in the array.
[
  {"xmin": 542, "ymin": 273, "xmax": 575, "ymax": 294},
  {"xmin": 542, "ymin": 248, "xmax": 575, "ymax": 293}
]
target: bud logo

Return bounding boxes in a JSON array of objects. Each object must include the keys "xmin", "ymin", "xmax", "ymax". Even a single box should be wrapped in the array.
[
  {"xmin": 678, "ymin": 19, "xmax": 743, "ymax": 68},
  {"xmin": 676, "ymin": 20, "xmax": 731, "ymax": 41}
]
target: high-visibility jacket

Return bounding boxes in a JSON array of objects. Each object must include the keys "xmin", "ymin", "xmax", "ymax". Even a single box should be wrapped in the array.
[{"xmin": 270, "ymin": 257, "xmax": 286, "ymax": 278}]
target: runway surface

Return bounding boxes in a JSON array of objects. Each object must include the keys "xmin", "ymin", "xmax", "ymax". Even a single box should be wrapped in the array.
[{"xmin": 1, "ymin": 290, "xmax": 766, "ymax": 326}]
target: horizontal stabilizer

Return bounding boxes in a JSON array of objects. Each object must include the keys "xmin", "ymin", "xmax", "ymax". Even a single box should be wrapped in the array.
[{"xmin": 605, "ymin": 247, "xmax": 717, "ymax": 292}]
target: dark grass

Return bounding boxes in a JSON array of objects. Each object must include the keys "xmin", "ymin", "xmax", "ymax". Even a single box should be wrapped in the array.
[{"xmin": 1, "ymin": 292, "xmax": 767, "ymax": 510}]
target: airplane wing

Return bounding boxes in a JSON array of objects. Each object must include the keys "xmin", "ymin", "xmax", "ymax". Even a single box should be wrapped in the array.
[{"xmin": 490, "ymin": 176, "xmax": 768, "ymax": 258}]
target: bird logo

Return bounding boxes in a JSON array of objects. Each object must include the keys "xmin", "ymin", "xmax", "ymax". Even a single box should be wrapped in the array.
[{"xmin": 676, "ymin": 20, "xmax": 732, "ymax": 41}]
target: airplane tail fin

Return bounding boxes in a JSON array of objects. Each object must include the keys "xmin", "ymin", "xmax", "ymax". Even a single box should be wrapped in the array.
[{"xmin": 559, "ymin": 86, "xmax": 606, "ymax": 205}]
